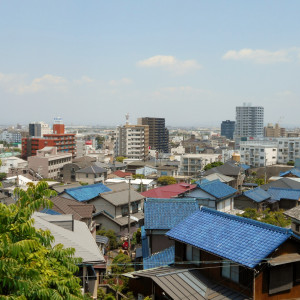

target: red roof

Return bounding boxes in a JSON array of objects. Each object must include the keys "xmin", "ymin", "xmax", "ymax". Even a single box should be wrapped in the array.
[
  {"xmin": 113, "ymin": 170, "xmax": 132, "ymax": 178},
  {"xmin": 141, "ymin": 183, "xmax": 197, "ymax": 198}
]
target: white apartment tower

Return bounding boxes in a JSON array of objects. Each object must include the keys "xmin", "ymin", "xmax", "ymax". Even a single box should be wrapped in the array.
[
  {"xmin": 115, "ymin": 124, "xmax": 149, "ymax": 160},
  {"xmin": 235, "ymin": 104, "xmax": 264, "ymax": 139}
]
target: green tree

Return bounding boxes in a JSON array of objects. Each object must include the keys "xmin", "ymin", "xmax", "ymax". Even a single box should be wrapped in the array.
[
  {"xmin": 238, "ymin": 208, "xmax": 290, "ymax": 228},
  {"xmin": 0, "ymin": 173, "xmax": 6, "ymax": 181},
  {"xmin": 132, "ymin": 174, "xmax": 145, "ymax": 179},
  {"xmin": 115, "ymin": 156, "xmax": 126, "ymax": 163},
  {"xmin": 0, "ymin": 181, "xmax": 83, "ymax": 299},
  {"xmin": 111, "ymin": 253, "xmax": 133, "ymax": 275},
  {"xmin": 157, "ymin": 176, "xmax": 176, "ymax": 186},
  {"xmin": 287, "ymin": 160, "xmax": 295, "ymax": 166},
  {"xmin": 254, "ymin": 178, "xmax": 265, "ymax": 186},
  {"xmin": 96, "ymin": 228, "xmax": 119, "ymax": 250},
  {"xmin": 204, "ymin": 161, "xmax": 223, "ymax": 171}
]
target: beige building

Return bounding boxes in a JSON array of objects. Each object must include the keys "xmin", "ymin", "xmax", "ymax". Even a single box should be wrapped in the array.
[
  {"xmin": 264, "ymin": 123, "xmax": 286, "ymax": 137},
  {"xmin": 28, "ymin": 147, "xmax": 72, "ymax": 179},
  {"xmin": 115, "ymin": 124, "xmax": 149, "ymax": 160}
]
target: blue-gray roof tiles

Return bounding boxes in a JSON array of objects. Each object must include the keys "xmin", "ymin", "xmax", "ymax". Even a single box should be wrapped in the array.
[
  {"xmin": 143, "ymin": 246, "xmax": 175, "ymax": 270},
  {"xmin": 197, "ymin": 179, "xmax": 237, "ymax": 199},
  {"xmin": 144, "ymin": 198, "xmax": 199, "ymax": 230},
  {"xmin": 166, "ymin": 207, "xmax": 294, "ymax": 268},
  {"xmin": 280, "ymin": 168, "xmax": 300, "ymax": 178},
  {"xmin": 267, "ymin": 187, "xmax": 300, "ymax": 201},
  {"xmin": 65, "ymin": 183, "xmax": 112, "ymax": 202},
  {"xmin": 243, "ymin": 187, "xmax": 271, "ymax": 203}
]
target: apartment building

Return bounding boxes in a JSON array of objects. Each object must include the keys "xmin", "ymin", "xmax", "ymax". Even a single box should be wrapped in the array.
[
  {"xmin": 115, "ymin": 124, "xmax": 149, "ymax": 160},
  {"xmin": 235, "ymin": 104, "xmax": 264, "ymax": 140},
  {"xmin": 22, "ymin": 121, "xmax": 76, "ymax": 159},
  {"xmin": 0, "ymin": 130, "xmax": 22, "ymax": 144},
  {"xmin": 137, "ymin": 117, "xmax": 169, "ymax": 153},
  {"xmin": 179, "ymin": 153, "xmax": 221, "ymax": 176},
  {"xmin": 29, "ymin": 121, "xmax": 52, "ymax": 137},
  {"xmin": 264, "ymin": 123, "xmax": 286, "ymax": 137},
  {"xmin": 277, "ymin": 138, "xmax": 300, "ymax": 164},
  {"xmin": 239, "ymin": 141, "xmax": 278, "ymax": 167},
  {"xmin": 28, "ymin": 147, "xmax": 72, "ymax": 179}
]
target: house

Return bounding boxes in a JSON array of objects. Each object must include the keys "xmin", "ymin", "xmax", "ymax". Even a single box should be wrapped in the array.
[
  {"xmin": 260, "ymin": 177, "xmax": 300, "ymax": 191},
  {"xmin": 32, "ymin": 212, "xmax": 105, "ymax": 299},
  {"xmin": 61, "ymin": 156, "xmax": 96, "ymax": 183},
  {"xmin": 204, "ymin": 161, "xmax": 245, "ymax": 190},
  {"xmin": 141, "ymin": 183, "xmax": 196, "ymax": 198},
  {"xmin": 280, "ymin": 168, "xmax": 300, "ymax": 178},
  {"xmin": 267, "ymin": 187, "xmax": 300, "ymax": 210},
  {"xmin": 284, "ymin": 206, "xmax": 300, "ymax": 236},
  {"xmin": 234, "ymin": 187, "xmax": 271, "ymax": 211},
  {"xmin": 143, "ymin": 198, "xmax": 199, "ymax": 255},
  {"xmin": 156, "ymin": 165, "xmax": 178, "ymax": 177},
  {"xmin": 75, "ymin": 164, "xmax": 107, "ymax": 184},
  {"xmin": 43, "ymin": 195, "xmax": 96, "ymax": 235},
  {"xmin": 162, "ymin": 207, "xmax": 300, "ymax": 299},
  {"xmin": 135, "ymin": 166, "xmax": 157, "ymax": 177},
  {"xmin": 110, "ymin": 170, "xmax": 133, "ymax": 178},
  {"xmin": 62, "ymin": 182, "xmax": 145, "ymax": 235},
  {"xmin": 203, "ymin": 172, "xmax": 235, "ymax": 187},
  {"xmin": 189, "ymin": 179, "xmax": 237, "ymax": 212}
]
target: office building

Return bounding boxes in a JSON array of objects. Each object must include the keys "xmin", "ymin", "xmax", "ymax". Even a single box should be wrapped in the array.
[
  {"xmin": 221, "ymin": 120, "xmax": 235, "ymax": 140},
  {"xmin": 29, "ymin": 121, "xmax": 52, "ymax": 137},
  {"xmin": 264, "ymin": 123, "xmax": 286, "ymax": 138},
  {"xmin": 235, "ymin": 104, "xmax": 264, "ymax": 140},
  {"xmin": 137, "ymin": 117, "xmax": 169, "ymax": 153},
  {"xmin": 115, "ymin": 124, "xmax": 149, "ymax": 160},
  {"xmin": 22, "ymin": 119, "xmax": 76, "ymax": 159}
]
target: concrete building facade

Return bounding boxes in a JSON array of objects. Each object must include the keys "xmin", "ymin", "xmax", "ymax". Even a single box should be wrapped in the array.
[
  {"xmin": 221, "ymin": 120, "xmax": 235, "ymax": 140},
  {"xmin": 264, "ymin": 123, "xmax": 286, "ymax": 138},
  {"xmin": 137, "ymin": 117, "xmax": 169, "ymax": 153},
  {"xmin": 28, "ymin": 147, "xmax": 72, "ymax": 179},
  {"xmin": 115, "ymin": 124, "xmax": 149, "ymax": 160}
]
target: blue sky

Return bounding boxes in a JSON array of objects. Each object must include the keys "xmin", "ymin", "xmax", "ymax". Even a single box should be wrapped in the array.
[{"xmin": 1, "ymin": 1, "xmax": 300, "ymax": 127}]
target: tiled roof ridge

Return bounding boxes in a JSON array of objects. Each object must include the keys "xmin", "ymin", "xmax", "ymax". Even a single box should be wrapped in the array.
[
  {"xmin": 201, "ymin": 207, "xmax": 292, "ymax": 235},
  {"xmin": 268, "ymin": 187, "xmax": 300, "ymax": 192},
  {"xmin": 101, "ymin": 187, "xmax": 136, "ymax": 195},
  {"xmin": 65, "ymin": 183, "xmax": 112, "ymax": 192},
  {"xmin": 199, "ymin": 179, "xmax": 220, "ymax": 187},
  {"xmin": 146, "ymin": 198, "xmax": 197, "ymax": 202}
]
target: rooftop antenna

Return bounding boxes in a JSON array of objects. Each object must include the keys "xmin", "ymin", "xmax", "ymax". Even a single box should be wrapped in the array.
[{"xmin": 125, "ymin": 113, "xmax": 129, "ymax": 125}]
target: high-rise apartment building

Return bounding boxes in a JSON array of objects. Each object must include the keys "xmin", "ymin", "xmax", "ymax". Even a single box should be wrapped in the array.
[
  {"xmin": 137, "ymin": 117, "xmax": 169, "ymax": 153},
  {"xmin": 115, "ymin": 124, "xmax": 149, "ymax": 160},
  {"xmin": 235, "ymin": 104, "xmax": 264, "ymax": 139},
  {"xmin": 22, "ymin": 119, "xmax": 76, "ymax": 159},
  {"xmin": 29, "ymin": 121, "xmax": 52, "ymax": 137},
  {"xmin": 221, "ymin": 120, "xmax": 235, "ymax": 140}
]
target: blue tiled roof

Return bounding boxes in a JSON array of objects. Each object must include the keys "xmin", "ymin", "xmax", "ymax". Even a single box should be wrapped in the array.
[
  {"xmin": 267, "ymin": 187, "xmax": 300, "ymax": 201},
  {"xmin": 40, "ymin": 208, "xmax": 61, "ymax": 215},
  {"xmin": 143, "ymin": 246, "xmax": 175, "ymax": 270},
  {"xmin": 240, "ymin": 164, "xmax": 250, "ymax": 171},
  {"xmin": 141, "ymin": 226, "xmax": 150, "ymax": 258},
  {"xmin": 197, "ymin": 179, "xmax": 237, "ymax": 199},
  {"xmin": 144, "ymin": 198, "xmax": 199, "ymax": 230},
  {"xmin": 195, "ymin": 179, "xmax": 210, "ymax": 185},
  {"xmin": 244, "ymin": 187, "xmax": 271, "ymax": 203},
  {"xmin": 166, "ymin": 207, "xmax": 293, "ymax": 268},
  {"xmin": 280, "ymin": 168, "xmax": 300, "ymax": 178},
  {"xmin": 65, "ymin": 183, "xmax": 112, "ymax": 202}
]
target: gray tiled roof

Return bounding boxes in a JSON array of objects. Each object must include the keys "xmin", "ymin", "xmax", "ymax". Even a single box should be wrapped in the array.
[
  {"xmin": 33, "ymin": 212, "xmax": 105, "ymax": 264},
  {"xmin": 101, "ymin": 189, "xmax": 144, "ymax": 206},
  {"xmin": 284, "ymin": 206, "xmax": 300, "ymax": 221},
  {"xmin": 52, "ymin": 183, "xmax": 82, "ymax": 194},
  {"xmin": 76, "ymin": 164, "xmax": 107, "ymax": 174},
  {"xmin": 261, "ymin": 177, "xmax": 300, "ymax": 191}
]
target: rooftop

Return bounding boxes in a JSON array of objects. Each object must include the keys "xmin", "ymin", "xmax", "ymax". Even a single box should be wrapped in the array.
[
  {"xmin": 166, "ymin": 207, "xmax": 295, "ymax": 268},
  {"xmin": 144, "ymin": 198, "xmax": 199, "ymax": 230},
  {"xmin": 284, "ymin": 206, "xmax": 300, "ymax": 221},
  {"xmin": 267, "ymin": 187, "xmax": 300, "ymax": 201},
  {"xmin": 243, "ymin": 187, "xmax": 271, "ymax": 203},
  {"xmin": 143, "ymin": 246, "xmax": 175, "ymax": 270},
  {"xmin": 197, "ymin": 179, "xmax": 237, "ymax": 199},
  {"xmin": 280, "ymin": 168, "xmax": 300, "ymax": 178},
  {"xmin": 65, "ymin": 183, "xmax": 112, "ymax": 202},
  {"xmin": 141, "ymin": 183, "xmax": 196, "ymax": 199}
]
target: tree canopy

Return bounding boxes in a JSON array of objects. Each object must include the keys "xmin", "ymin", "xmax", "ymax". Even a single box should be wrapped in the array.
[
  {"xmin": 0, "ymin": 181, "xmax": 84, "ymax": 299},
  {"xmin": 157, "ymin": 176, "xmax": 176, "ymax": 186},
  {"xmin": 238, "ymin": 208, "xmax": 291, "ymax": 227},
  {"xmin": 115, "ymin": 157, "xmax": 126, "ymax": 163},
  {"xmin": 203, "ymin": 161, "xmax": 223, "ymax": 171}
]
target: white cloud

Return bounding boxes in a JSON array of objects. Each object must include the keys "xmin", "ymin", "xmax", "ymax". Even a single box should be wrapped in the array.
[
  {"xmin": 74, "ymin": 76, "xmax": 94, "ymax": 84},
  {"xmin": 108, "ymin": 77, "xmax": 133, "ymax": 86},
  {"xmin": 0, "ymin": 73, "xmax": 68, "ymax": 94},
  {"xmin": 137, "ymin": 55, "xmax": 201, "ymax": 74},
  {"xmin": 222, "ymin": 48, "xmax": 300, "ymax": 64}
]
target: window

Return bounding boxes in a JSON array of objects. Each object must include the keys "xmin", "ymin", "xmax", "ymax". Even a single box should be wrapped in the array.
[
  {"xmin": 269, "ymin": 264, "xmax": 293, "ymax": 294},
  {"xmin": 186, "ymin": 245, "xmax": 200, "ymax": 266},
  {"xmin": 121, "ymin": 205, "xmax": 129, "ymax": 216},
  {"xmin": 131, "ymin": 201, "xmax": 139, "ymax": 213},
  {"xmin": 222, "ymin": 260, "xmax": 239, "ymax": 283},
  {"xmin": 86, "ymin": 174, "xmax": 88, "ymax": 178}
]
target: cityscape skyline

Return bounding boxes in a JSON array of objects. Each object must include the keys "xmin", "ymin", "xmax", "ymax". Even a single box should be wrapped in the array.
[{"xmin": 1, "ymin": 1, "xmax": 300, "ymax": 127}]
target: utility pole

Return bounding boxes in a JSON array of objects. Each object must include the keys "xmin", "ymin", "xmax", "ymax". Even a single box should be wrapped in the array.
[{"xmin": 127, "ymin": 176, "xmax": 132, "ymax": 256}]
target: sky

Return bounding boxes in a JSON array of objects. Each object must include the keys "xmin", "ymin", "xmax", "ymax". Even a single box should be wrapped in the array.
[{"xmin": 0, "ymin": 1, "xmax": 300, "ymax": 127}]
